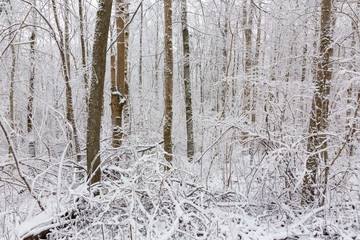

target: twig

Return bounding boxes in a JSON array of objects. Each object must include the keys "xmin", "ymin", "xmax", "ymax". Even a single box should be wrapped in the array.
[
  {"xmin": 138, "ymin": 141, "xmax": 164, "ymax": 153},
  {"xmin": 0, "ymin": 116, "xmax": 44, "ymax": 211},
  {"xmin": 1, "ymin": 7, "xmax": 32, "ymax": 57},
  {"xmin": 250, "ymin": 0, "xmax": 268, "ymax": 14},
  {"xmin": 195, "ymin": 126, "xmax": 234, "ymax": 163},
  {"xmin": 330, "ymin": 91, "xmax": 360, "ymax": 167},
  {"xmin": 107, "ymin": 1, "xmax": 143, "ymax": 52}
]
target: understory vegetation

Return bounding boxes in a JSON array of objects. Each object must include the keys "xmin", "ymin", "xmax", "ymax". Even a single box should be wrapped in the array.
[{"xmin": 1, "ymin": 0, "xmax": 360, "ymax": 239}]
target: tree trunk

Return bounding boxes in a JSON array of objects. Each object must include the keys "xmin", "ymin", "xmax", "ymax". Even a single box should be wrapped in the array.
[
  {"xmin": 51, "ymin": 0, "xmax": 81, "ymax": 162},
  {"xmin": 78, "ymin": 0, "xmax": 89, "ymax": 106},
  {"xmin": 86, "ymin": 0, "xmax": 113, "ymax": 185},
  {"xmin": 9, "ymin": 42, "xmax": 16, "ymax": 154},
  {"xmin": 111, "ymin": 0, "xmax": 127, "ymax": 147},
  {"xmin": 252, "ymin": 3, "xmax": 261, "ymax": 124},
  {"xmin": 163, "ymin": 0, "xmax": 174, "ymax": 165},
  {"xmin": 110, "ymin": 35, "xmax": 120, "ymax": 148},
  {"xmin": 153, "ymin": 16, "xmax": 160, "ymax": 104},
  {"xmin": 28, "ymin": 31, "xmax": 35, "ymax": 157},
  {"xmin": 219, "ymin": 1, "xmax": 228, "ymax": 115},
  {"xmin": 4, "ymin": 0, "xmax": 17, "ymax": 155},
  {"xmin": 181, "ymin": 0, "xmax": 195, "ymax": 161},
  {"xmin": 302, "ymin": 0, "xmax": 333, "ymax": 206},
  {"xmin": 123, "ymin": 3, "xmax": 131, "ymax": 134},
  {"xmin": 242, "ymin": 0, "xmax": 253, "ymax": 123},
  {"xmin": 346, "ymin": 1, "xmax": 360, "ymax": 156},
  {"xmin": 139, "ymin": 3, "xmax": 143, "ymax": 98}
]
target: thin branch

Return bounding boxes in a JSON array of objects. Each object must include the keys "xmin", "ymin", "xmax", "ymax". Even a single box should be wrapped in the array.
[
  {"xmin": 138, "ymin": 141, "xmax": 164, "ymax": 153},
  {"xmin": 19, "ymin": 0, "xmax": 61, "ymax": 49},
  {"xmin": 1, "ymin": 6, "xmax": 32, "ymax": 57},
  {"xmin": 250, "ymin": 0, "xmax": 268, "ymax": 14},
  {"xmin": 0, "ymin": 116, "xmax": 45, "ymax": 211},
  {"xmin": 330, "ymin": 91, "xmax": 360, "ymax": 167},
  {"xmin": 195, "ymin": 126, "xmax": 234, "ymax": 163},
  {"xmin": 107, "ymin": 1, "xmax": 143, "ymax": 52}
]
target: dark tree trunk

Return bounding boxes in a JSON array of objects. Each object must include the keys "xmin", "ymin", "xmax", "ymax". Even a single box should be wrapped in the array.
[
  {"xmin": 163, "ymin": 0, "xmax": 174, "ymax": 165},
  {"xmin": 181, "ymin": 0, "xmax": 195, "ymax": 161},
  {"xmin": 86, "ymin": 0, "xmax": 113, "ymax": 185},
  {"xmin": 302, "ymin": 0, "xmax": 333, "ymax": 206}
]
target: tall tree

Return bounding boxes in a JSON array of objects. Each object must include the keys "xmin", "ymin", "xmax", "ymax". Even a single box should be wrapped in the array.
[
  {"xmin": 27, "ymin": 30, "xmax": 35, "ymax": 157},
  {"xmin": 110, "ymin": 28, "xmax": 119, "ymax": 147},
  {"xmin": 163, "ymin": 0, "xmax": 174, "ymax": 165},
  {"xmin": 219, "ymin": 0, "xmax": 228, "ymax": 114},
  {"xmin": 7, "ymin": 6, "xmax": 16, "ymax": 154},
  {"xmin": 51, "ymin": 0, "xmax": 81, "ymax": 162},
  {"xmin": 86, "ymin": 0, "xmax": 113, "ymax": 184},
  {"xmin": 8, "ymin": 43, "xmax": 15, "ymax": 154},
  {"xmin": 302, "ymin": 0, "xmax": 333, "ymax": 205},
  {"xmin": 139, "ymin": 2, "xmax": 143, "ymax": 97},
  {"xmin": 242, "ymin": 0, "xmax": 254, "ymax": 124},
  {"xmin": 181, "ymin": 0, "xmax": 194, "ymax": 161},
  {"xmin": 78, "ymin": 0, "xmax": 89, "ymax": 105},
  {"xmin": 111, "ymin": 0, "xmax": 127, "ymax": 147}
]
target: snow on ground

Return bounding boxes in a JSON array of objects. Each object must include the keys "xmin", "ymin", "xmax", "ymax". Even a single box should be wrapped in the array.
[{"xmin": 1, "ymin": 147, "xmax": 359, "ymax": 239}]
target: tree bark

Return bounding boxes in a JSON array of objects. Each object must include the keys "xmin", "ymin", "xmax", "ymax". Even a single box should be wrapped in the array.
[
  {"xmin": 219, "ymin": 1, "xmax": 228, "ymax": 115},
  {"xmin": 110, "ymin": 38, "xmax": 119, "ymax": 148},
  {"xmin": 181, "ymin": 0, "xmax": 195, "ymax": 161},
  {"xmin": 51, "ymin": 0, "xmax": 81, "ymax": 162},
  {"xmin": 346, "ymin": 1, "xmax": 360, "ymax": 156},
  {"xmin": 111, "ymin": 0, "xmax": 127, "ymax": 147},
  {"xmin": 78, "ymin": 0, "xmax": 89, "ymax": 106},
  {"xmin": 27, "ymin": 30, "xmax": 35, "ymax": 157},
  {"xmin": 242, "ymin": 0, "xmax": 253, "ymax": 123},
  {"xmin": 139, "ymin": 3, "xmax": 143, "ymax": 97},
  {"xmin": 9, "ymin": 44, "xmax": 15, "ymax": 154},
  {"xmin": 163, "ymin": 0, "xmax": 174, "ymax": 165},
  {"xmin": 86, "ymin": 0, "xmax": 113, "ymax": 185},
  {"xmin": 302, "ymin": 0, "xmax": 333, "ymax": 206}
]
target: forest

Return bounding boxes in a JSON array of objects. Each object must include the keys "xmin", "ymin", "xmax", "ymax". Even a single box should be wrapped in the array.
[{"xmin": 0, "ymin": 0, "xmax": 359, "ymax": 239}]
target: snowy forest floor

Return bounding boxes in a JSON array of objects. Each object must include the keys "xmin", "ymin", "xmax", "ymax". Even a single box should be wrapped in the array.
[{"xmin": 1, "ymin": 138, "xmax": 360, "ymax": 239}]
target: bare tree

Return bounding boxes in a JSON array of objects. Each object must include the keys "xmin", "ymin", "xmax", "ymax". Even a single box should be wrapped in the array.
[
  {"xmin": 163, "ymin": 0, "xmax": 174, "ymax": 165},
  {"xmin": 111, "ymin": 0, "xmax": 127, "ymax": 147},
  {"xmin": 78, "ymin": 0, "xmax": 89, "ymax": 106},
  {"xmin": 139, "ymin": 2, "xmax": 143, "ymax": 97},
  {"xmin": 86, "ymin": 0, "xmax": 113, "ymax": 184},
  {"xmin": 242, "ymin": 0, "xmax": 254, "ymax": 124},
  {"xmin": 302, "ymin": 0, "xmax": 333, "ymax": 206},
  {"xmin": 9, "ymin": 37, "xmax": 16, "ymax": 154},
  {"xmin": 181, "ymin": 0, "xmax": 194, "ymax": 161},
  {"xmin": 51, "ymin": 0, "xmax": 81, "ymax": 162},
  {"xmin": 27, "ymin": 30, "xmax": 35, "ymax": 157}
]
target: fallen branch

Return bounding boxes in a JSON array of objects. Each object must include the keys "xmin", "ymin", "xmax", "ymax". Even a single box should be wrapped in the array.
[{"xmin": 19, "ymin": 209, "xmax": 75, "ymax": 240}]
